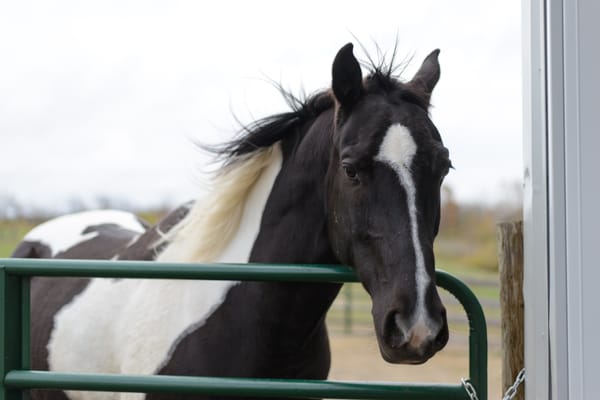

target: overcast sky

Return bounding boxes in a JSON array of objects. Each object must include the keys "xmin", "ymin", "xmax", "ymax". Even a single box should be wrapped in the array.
[{"xmin": 0, "ymin": 1, "xmax": 522, "ymax": 214}]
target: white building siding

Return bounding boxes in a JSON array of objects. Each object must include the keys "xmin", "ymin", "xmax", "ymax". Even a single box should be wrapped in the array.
[
  {"xmin": 564, "ymin": 1, "xmax": 600, "ymax": 398},
  {"xmin": 526, "ymin": 0, "xmax": 600, "ymax": 398}
]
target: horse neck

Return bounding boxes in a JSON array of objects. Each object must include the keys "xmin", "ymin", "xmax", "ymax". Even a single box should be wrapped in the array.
[
  {"xmin": 247, "ymin": 110, "xmax": 342, "ymax": 335},
  {"xmin": 250, "ymin": 110, "xmax": 337, "ymax": 265}
]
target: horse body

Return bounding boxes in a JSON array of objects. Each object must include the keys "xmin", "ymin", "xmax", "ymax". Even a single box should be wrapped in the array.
[
  {"xmin": 15, "ymin": 43, "xmax": 452, "ymax": 400},
  {"xmin": 12, "ymin": 210, "xmax": 147, "ymax": 259}
]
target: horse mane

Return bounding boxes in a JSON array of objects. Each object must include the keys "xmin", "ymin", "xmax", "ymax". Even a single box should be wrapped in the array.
[
  {"xmin": 156, "ymin": 146, "xmax": 279, "ymax": 263},
  {"xmin": 213, "ymin": 89, "xmax": 334, "ymax": 162},
  {"xmin": 360, "ymin": 51, "xmax": 431, "ymax": 110},
  {"xmin": 157, "ymin": 90, "xmax": 333, "ymax": 263},
  {"xmin": 157, "ymin": 49, "xmax": 429, "ymax": 263}
]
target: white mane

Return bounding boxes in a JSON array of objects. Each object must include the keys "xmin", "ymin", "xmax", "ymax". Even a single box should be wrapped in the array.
[{"xmin": 157, "ymin": 146, "xmax": 280, "ymax": 263}]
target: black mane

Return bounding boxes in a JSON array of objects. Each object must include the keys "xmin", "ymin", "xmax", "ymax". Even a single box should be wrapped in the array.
[
  {"xmin": 214, "ymin": 54, "xmax": 429, "ymax": 164},
  {"xmin": 214, "ymin": 89, "xmax": 334, "ymax": 163}
]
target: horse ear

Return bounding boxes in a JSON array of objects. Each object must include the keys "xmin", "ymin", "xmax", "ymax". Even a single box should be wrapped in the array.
[
  {"xmin": 331, "ymin": 43, "xmax": 363, "ymax": 108},
  {"xmin": 408, "ymin": 49, "xmax": 441, "ymax": 105}
]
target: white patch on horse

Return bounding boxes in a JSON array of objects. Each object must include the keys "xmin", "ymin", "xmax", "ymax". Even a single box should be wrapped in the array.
[
  {"xmin": 375, "ymin": 123, "xmax": 433, "ymax": 340},
  {"xmin": 24, "ymin": 210, "xmax": 146, "ymax": 257},
  {"xmin": 47, "ymin": 147, "xmax": 283, "ymax": 400}
]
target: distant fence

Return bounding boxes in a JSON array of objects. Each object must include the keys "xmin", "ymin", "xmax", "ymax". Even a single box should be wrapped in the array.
[{"xmin": 327, "ymin": 274, "xmax": 500, "ymax": 349}]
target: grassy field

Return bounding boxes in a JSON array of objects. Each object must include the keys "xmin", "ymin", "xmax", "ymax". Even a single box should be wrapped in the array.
[{"xmin": 0, "ymin": 218, "xmax": 39, "ymax": 257}]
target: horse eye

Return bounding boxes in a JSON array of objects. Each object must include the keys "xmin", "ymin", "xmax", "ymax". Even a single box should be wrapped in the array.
[{"xmin": 342, "ymin": 163, "xmax": 359, "ymax": 182}]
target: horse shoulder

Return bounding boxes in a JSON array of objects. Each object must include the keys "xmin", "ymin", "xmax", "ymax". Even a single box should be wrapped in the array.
[
  {"xmin": 47, "ymin": 278, "xmax": 135, "ymax": 374},
  {"xmin": 113, "ymin": 279, "xmax": 238, "ymax": 375}
]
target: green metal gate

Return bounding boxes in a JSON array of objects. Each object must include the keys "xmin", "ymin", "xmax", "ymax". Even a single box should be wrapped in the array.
[{"xmin": 0, "ymin": 258, "xmax": 487, "ymax": 400}]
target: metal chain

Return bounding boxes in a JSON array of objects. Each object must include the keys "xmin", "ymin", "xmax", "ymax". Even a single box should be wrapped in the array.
[
  {"xmin": 502, "ymin": 368, "xmax": 526, "ymax": 400},
  {"xmin": 461, "ymin": 368, "xmax": 525, "ymax": 400},
  {"xmin": 461, "ymin": 378, "xmax": 479, "ymax": 400}
]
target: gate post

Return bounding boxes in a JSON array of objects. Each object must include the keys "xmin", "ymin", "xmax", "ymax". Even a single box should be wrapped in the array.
[
  {"xmin": 497, "ymin": 221, "xmax": 524, "ymax": 400},
  {"xmin": 0, "ymin": 266, "xmax": 28, "ymax": 400}
]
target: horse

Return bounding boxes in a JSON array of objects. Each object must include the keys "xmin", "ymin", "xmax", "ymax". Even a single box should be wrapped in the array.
[{"xmin": 13, "ymin": 42, "xmax": 452, "ymax": 400}]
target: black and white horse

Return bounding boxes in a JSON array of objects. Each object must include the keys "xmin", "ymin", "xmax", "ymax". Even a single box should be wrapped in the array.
[{"xmin": 13, "ymin": 43, "xmax": 452, "ymax": 400}]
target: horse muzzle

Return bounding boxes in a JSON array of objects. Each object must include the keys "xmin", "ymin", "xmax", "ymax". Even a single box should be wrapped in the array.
[{"xmin": 377, "ymin": 307, "xmax": 449, "ymax": 364}]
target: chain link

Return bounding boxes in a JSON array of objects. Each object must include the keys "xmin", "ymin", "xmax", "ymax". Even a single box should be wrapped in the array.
[
  {"xmin": 461, "ymin": 368, "xmax": 525, "ymax": 400},
  {"xmin": 461, "ymin": 378, "xmax": 479, "ymax": 400},
  {"xmin": 502, "ymin": 368, "xmax": 525, "ymax": 400}
]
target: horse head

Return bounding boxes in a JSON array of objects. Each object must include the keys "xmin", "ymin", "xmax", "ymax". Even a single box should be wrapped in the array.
[{"xmin": 326, "ymin": 43, "xmax": 451, "ymax": 364}]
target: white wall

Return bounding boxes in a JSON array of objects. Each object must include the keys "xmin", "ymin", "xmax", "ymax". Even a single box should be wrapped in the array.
[
  {"xmin": 522, "ymin": 0, "xmax": 549, "ymax": 398},
  {"xmin": 525, "ymin": 0, "xmax": 600, "ymax": 398},
  {"xmin": 562, "ymin": 1, "xmax": 600, "ymax": 398}
]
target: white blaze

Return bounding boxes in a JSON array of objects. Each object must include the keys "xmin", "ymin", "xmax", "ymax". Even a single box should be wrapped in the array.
[{"xmin": 374, "ymin": 123, "xmax": 433, "ymax": 340}]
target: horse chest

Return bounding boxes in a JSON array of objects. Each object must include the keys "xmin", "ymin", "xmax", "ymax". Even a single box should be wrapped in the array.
[{"xmin": 153, "ymin": 282, "xmax": 334, "ymax": 380}]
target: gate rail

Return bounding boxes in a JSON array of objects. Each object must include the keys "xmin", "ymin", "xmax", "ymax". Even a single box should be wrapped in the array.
[{"xmin": 0, "ymin": 258, "xmax": 487, "ymax": 400}]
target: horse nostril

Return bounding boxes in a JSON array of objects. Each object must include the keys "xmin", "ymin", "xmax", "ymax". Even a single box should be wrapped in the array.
[
  {"xmin": 433, "ymin": 310, "xmax": 449, "ymax": 350},
  {"xmin": 435, "ymin": 330, "xmax": 445, "ymax": 345},
  {"xmin": 384, "ymin": 312, "xmax": 408, "ymax": 349}
]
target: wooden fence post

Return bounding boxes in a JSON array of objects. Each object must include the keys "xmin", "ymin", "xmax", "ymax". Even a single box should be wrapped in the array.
[{"xmin": 497, "ymin": 221, "xmax": 524, "ymax": 400}]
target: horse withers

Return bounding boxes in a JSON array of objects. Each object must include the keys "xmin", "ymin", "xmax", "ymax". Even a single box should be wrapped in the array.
[{"xmin": 13, "ymin": 42, "xmax": 452, "ymax": 400}]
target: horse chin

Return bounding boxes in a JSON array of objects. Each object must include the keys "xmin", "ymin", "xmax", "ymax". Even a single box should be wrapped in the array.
[
  {"xmin": 376, "ymin": 340, "xmax": 438, "ymax": 365},
  {"xmin": 379, "ymin": 348, "xmax": 434, "ymax": 365}
]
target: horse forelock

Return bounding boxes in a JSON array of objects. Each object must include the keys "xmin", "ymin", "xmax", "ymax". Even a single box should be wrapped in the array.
[{"xmin": 356, "ymin": 39, "xmax": 432, "ymax": 111}]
